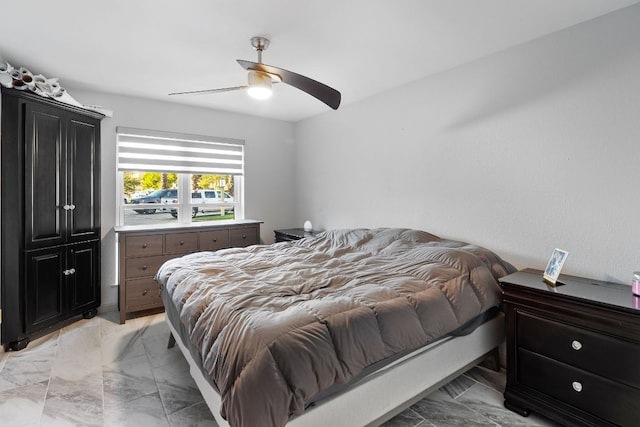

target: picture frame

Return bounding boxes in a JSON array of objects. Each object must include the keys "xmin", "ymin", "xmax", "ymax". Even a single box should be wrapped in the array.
[{"xmin": 543, "ymin": 248, "xmax": 568, "ymax": 285}]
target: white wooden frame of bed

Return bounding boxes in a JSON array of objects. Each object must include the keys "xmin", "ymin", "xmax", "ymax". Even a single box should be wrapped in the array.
[{"xmin": 166, "ymin": 313, "xmax": 504, "ymax": 427}]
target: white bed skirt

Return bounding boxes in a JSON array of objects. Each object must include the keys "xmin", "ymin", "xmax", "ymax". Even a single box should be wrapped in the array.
[{"xmin": 166, "ymin": 313, "xmax": 504, "ymax": 427}]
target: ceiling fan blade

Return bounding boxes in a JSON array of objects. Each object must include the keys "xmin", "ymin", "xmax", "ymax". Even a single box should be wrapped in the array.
[
  {"xmin": 169, "ymin": 85, "xmax": 247, "ymax": 96},
  {"xmin": 237, "ymin": 60, "xmax": 341, "ymax": 110}
]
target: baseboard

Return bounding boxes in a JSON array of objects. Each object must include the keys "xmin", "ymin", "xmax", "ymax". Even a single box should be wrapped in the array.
[{"xmin": 98, "ymin": 303, "xmax": 118, "ymax": 314}]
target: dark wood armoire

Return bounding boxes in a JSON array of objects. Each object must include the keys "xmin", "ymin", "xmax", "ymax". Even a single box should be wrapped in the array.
[{"xmin": 1, "ymin": 87, "xmax": 103, "ymax": 351}]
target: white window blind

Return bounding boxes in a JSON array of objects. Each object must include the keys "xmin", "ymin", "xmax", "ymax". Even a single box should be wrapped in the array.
[{"xmin": 116, "ymin": 127, "xmax": 244, "ymax": 175}]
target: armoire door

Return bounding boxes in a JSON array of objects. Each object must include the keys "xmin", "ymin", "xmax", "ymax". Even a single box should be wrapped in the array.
[
  {"xmin": 67, "ymin": 118, "xmax": 100, "ymax": 243},
  {"xmin": 67, "ymin": 240, "xmax": 100, "ymax": 315},
  {"xmin": 24, "ymin": 102, "xmax": 66, "ymax": 249},
  {"xmin": 24, "ymin": 246, "xmax": 65, "ymax": 334}
]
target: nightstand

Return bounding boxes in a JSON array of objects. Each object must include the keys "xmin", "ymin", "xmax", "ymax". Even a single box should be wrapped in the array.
[
  {"xmin": 274, "ymin": 228, "xmax": 320, "ymax": 242},
  {"xmin": 500, "ymin": 269, "xmax": 640, "ymax": 426}
]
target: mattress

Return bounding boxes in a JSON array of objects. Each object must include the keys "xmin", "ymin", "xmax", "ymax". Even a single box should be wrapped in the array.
[{"xmin": 156, "ymin": 227, "xmax": 515, "ymax": 427}]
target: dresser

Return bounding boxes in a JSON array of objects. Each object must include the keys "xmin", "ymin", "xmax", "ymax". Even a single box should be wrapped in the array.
[
  {"xmin": 116, "ymin": 220, "xmax": 261, "ymax": 323},
  {"xmin": 1, "ymin": 87, "xmax": 102, "ymax": 351},
  {"xmin": 500, "ymin": 269, "xmax": 640, "ymax": 426},
  {"xmin": 274, "ymin": 228, "xmax": 320, "ymax": 242}
]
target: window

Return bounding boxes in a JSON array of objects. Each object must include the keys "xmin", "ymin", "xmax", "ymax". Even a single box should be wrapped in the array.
[{"xmin": 116, "ymin": 127, "xmax": 244, "ymax": 227}]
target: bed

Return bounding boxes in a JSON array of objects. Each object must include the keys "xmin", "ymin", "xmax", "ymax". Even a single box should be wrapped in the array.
[{"xmin": 156, "ymin": 228, "xmax": 515, "ymax": 427}]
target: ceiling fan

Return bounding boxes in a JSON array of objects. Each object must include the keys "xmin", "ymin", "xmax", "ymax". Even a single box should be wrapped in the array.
[{"xmin": 169, "ymin": 37, "xmax": 341, "ymax": 110}]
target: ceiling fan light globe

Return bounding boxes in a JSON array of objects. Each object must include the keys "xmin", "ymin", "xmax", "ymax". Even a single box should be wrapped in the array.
[
  {"xmin": 247, "ymin": 70, "xmax": 272, "ymax": 100},
  {"xmin": 247, "ymin": 86, "xmax": 272, "ymax": 99}
]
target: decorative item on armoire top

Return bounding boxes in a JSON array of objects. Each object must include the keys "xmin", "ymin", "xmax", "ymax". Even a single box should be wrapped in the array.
[
  {"xmin": 0, "ymin": 59, "xmax": 65, "ymax": 97},
  {"xmin": 542, "ymin": 248, "xmax": 568, "ymax": 285},
  {"xmin": 0, "ymin": 57, "xmax": 113, "ymax": 116}
]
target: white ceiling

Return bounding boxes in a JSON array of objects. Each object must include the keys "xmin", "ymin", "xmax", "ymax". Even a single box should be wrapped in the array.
[{"xmin": 1, "ymin": 0, "xmax": 638, "ymax": 122}]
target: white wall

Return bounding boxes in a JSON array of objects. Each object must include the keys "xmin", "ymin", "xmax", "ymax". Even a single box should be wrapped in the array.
[
  {"xmin": 65, "ymin": 89, "xmax": 296, "ymax": 309},
  {"xmin": 294, "ymin": 6, "xmax": 640, "ymax": 284}
]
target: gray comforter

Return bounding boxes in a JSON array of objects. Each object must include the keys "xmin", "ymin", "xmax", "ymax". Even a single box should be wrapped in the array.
[{"xmin": 156, "ymin": 228, "xmax": 515, "ymax": 427}]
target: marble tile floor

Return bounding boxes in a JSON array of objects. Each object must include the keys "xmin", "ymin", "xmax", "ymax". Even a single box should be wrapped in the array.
[{"xmin": 0, "ymin": 311, "xmax": 559, "ymax": 427}]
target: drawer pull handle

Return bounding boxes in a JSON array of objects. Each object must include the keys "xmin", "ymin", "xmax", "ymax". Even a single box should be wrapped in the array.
[
  {"xmin": 571, "ymin": 340, "xmax": 582, "ymax": 351},
  {"xmin": 572, "ymin": 381, "xmax": 582, "ymax": 392},
  {"xmin": 142, "ymin": 289, "xmax": 149, "ymax": 296},
  {"xmin": 180, "ymin": 240, "xmax": 184, "ymax": 245},
  {"xmin": 142, "ymin": 265, "xmax": 148, "ymax": 271},
  {"xmin": 242, "ymin": 234, "xmax": 246, "ymax": 239},
  {"xmin": 142, "ymin": 243, "xmax": 148, "ymax": 249},
  {"xmin": 213, "ymin": 239, "xmax": 217, "ymax": 242}
]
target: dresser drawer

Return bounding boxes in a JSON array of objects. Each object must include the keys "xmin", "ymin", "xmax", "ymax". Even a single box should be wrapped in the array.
[
  {"xmin": 199, "ymin": 230, "xmax": 230, "ymax": 251},
  {"xmin": 230, "ymin": 226, "xmax": 258, "ymax": 247},
  {"xmin": 125, "ymin": 255, "xmax": 168, "ymax": 279},
  {"xmin": 125, "ymin": 277, "xmax": 163, "ymax": 311},
  {"xmin": 165, "ymin": 232, "xmax": 198, "ymax": 254},
  {"xmin": 517, "ymin": 311, "xmax": 640, "ymax": 389},
  {"xmin": 518, "ymin": 349, "xmax": 640, "ymax": 426},
  {"xmin": 125, "ymin": 235, "xmax": 163, "ymax": 257}
]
